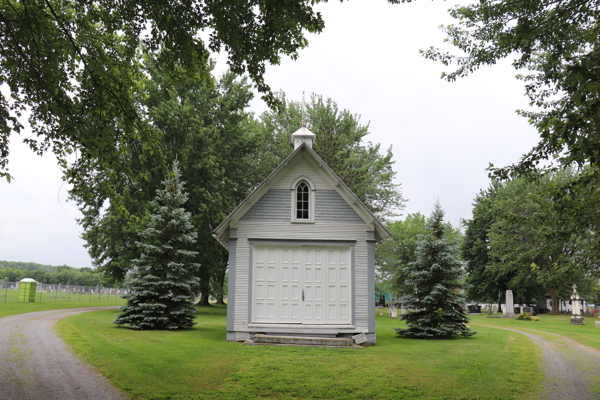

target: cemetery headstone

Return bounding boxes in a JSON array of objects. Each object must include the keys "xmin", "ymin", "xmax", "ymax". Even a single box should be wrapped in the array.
[
  {"xmin": 391, "ymin": 308, "xmax": 397, "ymax": 318},
  {"xmin": 504, "ymin": 290, "xmax": 515, "ymax": 318},
  {"xmin": 570, "ymin": 284, "xmax": 584, "ymax": 325},
  {"xmin": 488, "ymin": 305, "xmax": 493, "ymax": 316}
]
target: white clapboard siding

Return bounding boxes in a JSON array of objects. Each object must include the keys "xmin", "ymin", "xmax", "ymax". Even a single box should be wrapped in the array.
[
  {"xmin": 233, "ymin": 222, "xmax": 370, "ymax": 331},
  {"xmin": 271, "ymin": 155, "xmax": 331, "ymax": 190}
]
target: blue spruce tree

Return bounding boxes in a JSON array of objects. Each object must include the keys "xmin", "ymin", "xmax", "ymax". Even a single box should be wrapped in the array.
[
  {"xmin": 114, "ymin": 160, "xmax": 199, "ymax": 330},
  {"xmin": 396, "ymin": 201, "xmax": 475, "ymax": 338}
]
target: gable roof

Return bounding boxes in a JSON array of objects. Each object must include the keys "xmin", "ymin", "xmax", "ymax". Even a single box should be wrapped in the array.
[{"xmin": 212, "ymin": 143, "xmax": 391, "ymax": 248}]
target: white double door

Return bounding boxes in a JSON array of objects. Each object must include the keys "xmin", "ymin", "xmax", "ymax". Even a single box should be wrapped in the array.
[{"xmin": 252, "ymin": 245, "xmax": 351, "ymax": 324}]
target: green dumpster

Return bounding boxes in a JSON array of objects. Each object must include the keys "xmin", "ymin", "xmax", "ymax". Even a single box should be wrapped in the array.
[{"xmin": 18, "ymin": 278, "xmax": 37, "ymax": 302}]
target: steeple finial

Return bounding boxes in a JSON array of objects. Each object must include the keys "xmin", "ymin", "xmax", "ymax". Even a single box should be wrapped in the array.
[
  {"xmin": 290, "ymin": 91, "xmax": 313, "ymax": 127},
  {"xmin": 289, "ymin": 92, "xmax": 316, "ymax": 149}
]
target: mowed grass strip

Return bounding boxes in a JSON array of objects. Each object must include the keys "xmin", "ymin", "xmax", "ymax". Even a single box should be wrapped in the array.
[
  {"xmin": 469, "ymin": 314, "xmax": 600, "ymax": 350},
  {"xmin": 58, "ymin": 306, "xmax": 542, "ymax": 400},
  {"xmin": 0, "ymin": 299, "xmax": 126, "ymax": 319}
]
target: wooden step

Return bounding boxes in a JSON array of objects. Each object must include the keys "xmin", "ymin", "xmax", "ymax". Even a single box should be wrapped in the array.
[{"xmin": 247, "ymin": 334, "xmax": 355, "ymax": 347}]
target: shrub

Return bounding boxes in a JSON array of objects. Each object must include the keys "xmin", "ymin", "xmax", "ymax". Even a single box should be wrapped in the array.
[
  {"xmin": 516, "ymin": 312, "xmax": 532, "ymax": 321},
  {"xmin": 531, "ymin": 316, "xmax": 540, "ymax": 321}
]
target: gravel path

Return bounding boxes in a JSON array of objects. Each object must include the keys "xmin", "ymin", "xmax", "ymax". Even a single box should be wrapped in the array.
[
  {"xmin": 488, "ymin": 326, "xmax": 600, "ymax": 400},
  {"xmin": 0, "ymin": 307, "xmax": 127, "ymax": 400}
]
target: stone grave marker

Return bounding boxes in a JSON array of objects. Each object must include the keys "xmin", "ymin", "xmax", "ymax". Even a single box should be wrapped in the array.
[
  {"xmin": 570, "ymin": 284, "xmax": 584, "ymax": 325},
  {"xmin": 504, "ymin": 290, "xmax": 515, "ymax": 318}
]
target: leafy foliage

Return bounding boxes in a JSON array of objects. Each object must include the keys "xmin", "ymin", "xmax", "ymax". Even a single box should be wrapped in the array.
[
  {"xmin": 114, "ymin": 161, "xmax": 199, "ymax": 330},
  {"xmin": 423, "ymin": 0, "xmax": 600, "ymax": 177},
  {"xmin": 462, "ymin": 169, "xmax": 599, "ymax": 312},
  {"xmin": 395, "ymin": 202, "xmax": 475, "ymax": 338},
  {"xmin": 0, "ymin": 0, "xmax": 407, "ymax": 188},
  {"xmin": 0, "ymin": 261, "xmax": 105, "ymax": 286},
  {"xmin": 377, "ymin": 213, "xmax": 462, "ymax": 297},
  {"xmin": 258, "ymin": 93, "xmax": 406, "ymax": 218},
  {"xmin": 75, "ymin": 54, "xmax": 263, "ymax": 305},
  {"xmin": 462, "ymin": 182, "xmax": 512, "ymax": 305}
]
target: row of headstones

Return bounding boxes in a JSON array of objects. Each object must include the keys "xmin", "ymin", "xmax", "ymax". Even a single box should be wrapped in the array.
[
  {"xmin": 375, "ymin": 287, "xmax": 594, "ymax": 326},
  {"xmin": 6, "ymin": 283, "xmax": 130, "ymax": 295},
  {"xmin": 507, "ymin": 287, "xmax": 593, "ymax": 326},
  {"xmin": 375, "ymin": 304, "xmax": 412, "ymax": 318}
]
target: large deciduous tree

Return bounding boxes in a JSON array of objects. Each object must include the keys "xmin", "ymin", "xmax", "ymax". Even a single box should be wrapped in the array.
[
  {"xmin": 114, "ymin": 160, "xmax": 199, "ymax": 330},
  {"xmin": 423, "ymin": 0, "xmax": 600, "ymax": 177},
  {"xmin": 461, "ymin": 182, "xmax": 511, "ymax": 309},
  {"xmin": 463, "ymin": 169, "xmax": 598, "ymax": 312},
  {"xmin": 258, "ymin": 94, "xmax": 406, "ymax": 219},
  {"xmin": 75, "ymin": 54, "xmax": 264, "ymax": 302},
  {"xmin": 0, "ymin": 0, "xmax": 406, "ymax": 187},
  {"xmin": 396, "ymin": 202, "xmax": 475, "ymax": 338}
]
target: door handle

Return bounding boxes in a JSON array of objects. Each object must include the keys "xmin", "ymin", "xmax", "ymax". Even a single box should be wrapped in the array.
[{"xmin": 302, "ymin": 289, "xmax": 305, "ymax": 301}]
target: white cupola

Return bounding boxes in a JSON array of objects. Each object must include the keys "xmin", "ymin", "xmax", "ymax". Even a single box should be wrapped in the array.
[{"xmin": 290, "ymin": 126, "xmax": 316, "ymax": 150}]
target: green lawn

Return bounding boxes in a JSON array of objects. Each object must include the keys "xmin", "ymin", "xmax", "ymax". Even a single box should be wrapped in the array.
[
  {"xmin": 0, "ymin": 297, "xmax": 126, "ymax": 319},
  {"xmin": 469, "ymin": 314, "xmax": 600, "ymax": 350},
  {"xmin": 57, "ymin": 306, "xmax": 542, "ymax": 400}
]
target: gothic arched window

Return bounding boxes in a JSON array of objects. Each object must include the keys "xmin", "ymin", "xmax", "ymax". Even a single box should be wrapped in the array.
[{"xmin": 296, "ymin": 182, "xmax": 309, "ymax": 220}]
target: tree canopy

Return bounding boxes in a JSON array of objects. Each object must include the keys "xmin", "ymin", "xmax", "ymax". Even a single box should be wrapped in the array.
[
  {"xmin": 0, "ymin": 261, "xmax": 106, "ymax": 286},
  {"xmin": 75, "ymin": 53, "xmax": 264, "ymax": 306},
  {"xmin": 0, "ymin": 0, "xmax": 406, "ymax": 188},
  {"xmin": 258, "ymin": 93, "xmax": 406, "ymax": 219},
  {"xmin": 423, "ymin": 0, "xmax": 599, "ymax": 177},
  {"xmin": 462, "ymin": 169, "xmax": 599, "ymax": 311}
]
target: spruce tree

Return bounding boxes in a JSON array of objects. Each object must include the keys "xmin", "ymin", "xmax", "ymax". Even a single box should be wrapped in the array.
[
  {"xmin": 114, "ymin": 160, "xmax": 199, "ymax": 330},
  {"xmin": 396, "ymin": 201, "xmax": 475, "ymax": 338}
]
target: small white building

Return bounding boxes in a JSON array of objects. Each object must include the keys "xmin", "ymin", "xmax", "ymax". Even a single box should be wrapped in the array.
[{"xmin": 213, "ymin": 127, "xmax": 390, "ymax": 345}]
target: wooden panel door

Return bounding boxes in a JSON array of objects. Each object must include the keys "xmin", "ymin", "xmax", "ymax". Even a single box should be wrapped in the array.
[
  {"xmin": 253, "ymin": 245, "xmax": 351, "ymax": 325},
  {"xmin": 302, "ymin": 247, "xmax": 324, "ymax": 323},
  {"xmin": 253, "ymin": 245, "xmax": 279, "ymax": 322},
  {"xmin": 279, "ymin": 246, "xmax": 302, "ymax": 323},
  {"xmin": 324, "ymin": 247, "xmax": 351, "ymax": 324}
]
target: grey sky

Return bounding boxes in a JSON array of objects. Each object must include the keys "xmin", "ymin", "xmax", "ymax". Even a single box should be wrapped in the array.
[{"xmin": 0, "ymin": 0, "xmax": 540, "ymax": 268}]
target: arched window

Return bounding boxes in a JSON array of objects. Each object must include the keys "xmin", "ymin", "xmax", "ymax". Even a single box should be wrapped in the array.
[
  {"xmin": 296, "ymin": 182, "xmax": 309, "ymax": 220},
  {"xmin": 291, "ymin": 176, "xmax": 314, "ymax": 223}
]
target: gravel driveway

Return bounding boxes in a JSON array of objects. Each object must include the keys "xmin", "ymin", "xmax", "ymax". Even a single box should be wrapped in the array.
[
  {"xmin": 0, "ymin": 307, "xmax": 127, "ymax": 400},
  {"xmin": 489, "ymin": 326, "xmax": 600, "ymax": 400}
]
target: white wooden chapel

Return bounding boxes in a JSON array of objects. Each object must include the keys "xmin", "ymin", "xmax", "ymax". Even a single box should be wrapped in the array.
[{"xmin": 213, "ymin": 126, "xmax": 390, "ymax": 345}]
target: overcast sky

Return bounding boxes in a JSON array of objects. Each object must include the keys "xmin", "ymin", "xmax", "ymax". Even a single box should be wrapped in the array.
[{"xmin": 0, "ymin": 0, "xmax": 540, "ymax": 268}]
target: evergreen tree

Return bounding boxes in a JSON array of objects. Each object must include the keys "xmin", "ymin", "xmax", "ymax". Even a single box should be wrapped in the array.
[
  {"xmin": 114, "ymin": 160, "xmax": 199, "ymax": 330},
  {"xmin": 396, "ymin": 202, "xmax": 475, "ymax": 338}
]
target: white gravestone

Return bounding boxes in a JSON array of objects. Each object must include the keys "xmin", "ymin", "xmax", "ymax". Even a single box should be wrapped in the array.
[
  {"xmin": 391, "ymin": 308, "xmax": 397, "ymax": 318},
  {"xmin": 570, "ymin": 284, "xmax": 584, "ymax": 325},
  {"xmin": 504, "ymin": 290, "xmax": 515, "ymax": 318}
]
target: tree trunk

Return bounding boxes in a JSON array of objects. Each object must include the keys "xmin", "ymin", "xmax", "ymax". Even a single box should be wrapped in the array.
[
  {"xmin": 549, "ymin": 288, "xmax": 559, "ymax": 314},
  {"xmin": 215, "ymin": 269, "xmax": 226, "ymax": 305},
  {"xmin": 198, "ymin": 291, "xmax": 211, "ymax": 306},
  {"xmin": 197, "ymin": 267, "xmax": 212, "ymax": 306}
]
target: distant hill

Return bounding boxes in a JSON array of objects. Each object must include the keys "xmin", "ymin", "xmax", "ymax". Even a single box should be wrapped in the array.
[
  {"xmin": 0, "ymin": 261, "xmax": 102, "ymax": 286},
  {"xmin": 0, "ymin": 260, "xmax": 61, "ymax": 273}
]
